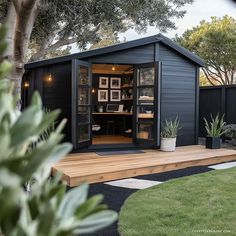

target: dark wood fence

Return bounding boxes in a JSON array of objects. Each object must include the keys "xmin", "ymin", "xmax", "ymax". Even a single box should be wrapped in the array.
[{"xmin": 199, "ymin": 85, "xmax": 236, "ymax": 137}]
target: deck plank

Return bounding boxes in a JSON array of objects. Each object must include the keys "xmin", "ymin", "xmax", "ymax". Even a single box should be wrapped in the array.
[{"xmin": 52, "ymin": 145, "xmax": 236, "ymax": 187}]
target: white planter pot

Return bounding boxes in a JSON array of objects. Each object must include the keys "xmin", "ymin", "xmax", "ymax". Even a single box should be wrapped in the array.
[{"xmin": 160, "ymin": 138, "xmax": 176, "ymax": 152}]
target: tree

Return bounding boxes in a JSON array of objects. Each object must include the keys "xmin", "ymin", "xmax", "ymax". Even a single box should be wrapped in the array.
[
  {"xmin": 199, "ymin": 72, "xmax": 211, "ymax": 87},
  {"xmin": 176, "ymin": 15, "xmax": 236, "ymax": 85},
  {"xmin": 0, "ymin": 25, "xmax": 117, "ymax": 235},
  {"xmin": 89, "ymin": 26, "xmax": 122, "ymax": 50},
  {"xmin": 0, "ymin": 0, "xmax": 193, "ymax": 102}
]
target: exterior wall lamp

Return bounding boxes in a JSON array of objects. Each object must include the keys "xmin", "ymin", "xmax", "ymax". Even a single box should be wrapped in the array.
[
  {"xmin": 24, "ymin": 81, "xmax": 29, "ymax": 88},
  {"xmin": 47, "ymin": 74, "xmax": 52, "ymax": 82}
]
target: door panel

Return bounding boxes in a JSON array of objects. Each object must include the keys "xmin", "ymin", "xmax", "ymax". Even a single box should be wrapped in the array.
[
  {"xmin": 74, "ymin": 60, "xmax": 92, "ymax": 149},
  {"xmin": 133, "ymin": 62, "xmax": 159, "ymax": 147}
]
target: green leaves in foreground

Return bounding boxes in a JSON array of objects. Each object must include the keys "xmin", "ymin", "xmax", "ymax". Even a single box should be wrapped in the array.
[
  {"xmin": 0, "ymin": 80, "xmax": 117, "ymax": 235},
  {"xmin": 0, "ymin": 25, "xmax": 117, "ymax": 234}
]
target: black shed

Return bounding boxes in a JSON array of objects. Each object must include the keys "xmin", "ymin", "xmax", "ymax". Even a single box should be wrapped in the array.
[{"xmin": 23, "ymin": 34, "xmax": 204, "ymax": 151}]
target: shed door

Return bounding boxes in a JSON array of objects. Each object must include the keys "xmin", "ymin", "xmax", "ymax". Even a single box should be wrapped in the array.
[
  {"xmin": 72, "ymin": 60, "xmax": 92, "ymax": 149},
  {"xmin": 133, "ymin": 62, "xmax": 160, "ymax": 148}
]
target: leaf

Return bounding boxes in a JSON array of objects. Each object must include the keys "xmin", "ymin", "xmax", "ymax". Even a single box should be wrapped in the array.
[
  {"xmin": 31, "ymin": 91, "xmax": 42, "ymax": 108},
  {"xmin": 73, "ymin": 210, "xmax": 118, "ymax": 234},
  {"xmin": 58, "ymin": 184, "xmax": 89, "ymax": 219},
  {"xmin": 75, "ymin": 194, "xmax": 104, "ymax": 219}
]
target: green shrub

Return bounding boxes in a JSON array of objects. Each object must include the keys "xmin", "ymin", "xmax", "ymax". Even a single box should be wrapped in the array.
[
  {"xmin": 223, "ymin": 124, "xmax": 236, "ymax": 144},
  {"xmin": 204, "ymin": 114, "xmax": 228, "ymax": 137},
  {"xmin": 0, "ymin": 24, "xmax": 117, "ymax": 236},
  {"xmin": 161, "ymin": 116, "xmax": 180, "ymax": 138}
]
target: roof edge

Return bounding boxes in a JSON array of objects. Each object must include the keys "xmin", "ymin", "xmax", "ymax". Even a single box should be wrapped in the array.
[{"xmin": 25, "ymin": 33, "xmax": 204, "ymax": 69}]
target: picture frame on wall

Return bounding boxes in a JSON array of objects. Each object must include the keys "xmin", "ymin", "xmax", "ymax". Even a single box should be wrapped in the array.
[
  {"xmin": 98, "ymin": 90, "xmax": 108, "ymax": 102},
  {"xmin": 110, "ymin": 77, "xmax": 121, "ymax": 89},
  {"xmin": 99, "ymin": 77, "xmax": 109, "ymax": 88},
  {"xmin": 110, "ymin": 90, "xmax": 121, "ymax": 101}
]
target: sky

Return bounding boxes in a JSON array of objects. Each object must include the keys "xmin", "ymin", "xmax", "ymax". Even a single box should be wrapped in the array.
[
  {"xmin": 71, "ymin": 0, "xmax": 235, "ymax": 53},
  {"xmin": 119, "ymin": 0, "xmax": 236, "ymax": 40}
]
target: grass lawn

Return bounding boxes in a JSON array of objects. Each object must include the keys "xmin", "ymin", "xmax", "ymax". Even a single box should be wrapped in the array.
[{"xmin": 119, "ymin": 167, "xmax": 236, "ymax": 236}]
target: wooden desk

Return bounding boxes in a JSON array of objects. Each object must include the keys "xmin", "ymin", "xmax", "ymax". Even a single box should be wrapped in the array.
[
  {"xmin": 92, "ymin": 112, "xmax": 132, "ymax": 115},
  {"xmin": 92, "ymin": 112, "xmax": 153, "ymax": 118},
  {"xmin": 92, "ymin": 112, "xmax": 132, "ymax": 133}
]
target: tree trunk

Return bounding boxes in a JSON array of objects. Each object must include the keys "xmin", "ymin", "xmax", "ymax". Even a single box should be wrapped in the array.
[
  {"xmin": 11, "ymin": 0, "xmax": 39, "ymax": 108},
  {"xmin": 4, "ymin": 2, "xmax": 16, "ymax": 61}
]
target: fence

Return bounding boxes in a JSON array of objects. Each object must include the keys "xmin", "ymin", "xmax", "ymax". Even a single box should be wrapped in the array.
[{"xmin": 199, "ymin": 85, "xmax": 236, "ymax": 137}]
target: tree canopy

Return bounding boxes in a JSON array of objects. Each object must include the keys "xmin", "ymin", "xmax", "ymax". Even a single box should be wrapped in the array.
[
  {"xmin": 176, "ymin": 15, "xmax": 236, "ymax": 85},
  {"xmin": 0, "ymin": 0, "xmax": 193, "ymax": 102},
  {"xmin": 1, "ymin": 0, "xmax": 193, "ymax": 61}
]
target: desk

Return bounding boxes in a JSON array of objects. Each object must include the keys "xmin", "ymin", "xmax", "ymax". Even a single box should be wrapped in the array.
[
  {"xmin": 92, "ymin": 112, "xmax": 132, "ymax": 116},
  {"xmin": 92, "ymin": 112, "xmax": 132, "ymax": 134}
]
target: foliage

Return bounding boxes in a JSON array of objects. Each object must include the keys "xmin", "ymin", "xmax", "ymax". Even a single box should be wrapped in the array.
[
  {"xmin": 119, "ymin": 167, "xmax": 236, "ymax": 236},
  {"xmin": 0, "ymin": 24, "xmax": 117, "ymax": 236},
  {"xmin": 204, "ymin": 114, "xmax": 228, "ymax": 137},
  {"xmin": 223, "ymin": 124, "xmax": 236, "ymax": 144},
  {"xmin": 28, "ymin": 39, "xmax": 71, "ymax": 61},
  {"xmin": 89, "ymin": 26, "xmax": 122, "ymax": 50},
  {"xmin": 176, "ymin": 15, "xmax": 236, "ymax": 85},
  {"xmin": 161, "ymin": 116, "xmax": 180, "ymax": 138},
  {"xmin": 199, "ymin": 72, "xmax": 211, "ymax": 86},
  {"xmin": 0, "ymin": 0, "xmax": 193, "ymax": 61}
]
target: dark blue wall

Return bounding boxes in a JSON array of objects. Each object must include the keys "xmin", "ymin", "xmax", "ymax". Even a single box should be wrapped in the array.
[
  {"xmin": 86, "ymin": 44, "xmax": 155, "ymax": 64},
  {"xmin": 159, "ymin": 43, "xmax": 198, "ymax": 146},
  {"xmin": 23, "ymin": 62, "xmax": 72, "ymax": 142}
]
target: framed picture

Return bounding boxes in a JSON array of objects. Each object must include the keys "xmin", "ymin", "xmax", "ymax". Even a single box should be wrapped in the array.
[
  {"xmin": 110, "ymin": 77, "xmax": 121, "ymax": 89},
  {"xmin": 110, "ymin": 90, "xmax": 121, "ymax": 101},
  {"xmin": 99, "ymin": 77, "xmax": 109, "ymax": 88},
  {"xmin": 98, "ymin": 90, "xmax": 108, "ymax": 102}
]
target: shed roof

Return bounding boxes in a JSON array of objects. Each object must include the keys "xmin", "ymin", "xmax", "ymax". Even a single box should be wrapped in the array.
[{"xmin": 25, "ymin": 33, "xmax": 204, "ymax": 69}]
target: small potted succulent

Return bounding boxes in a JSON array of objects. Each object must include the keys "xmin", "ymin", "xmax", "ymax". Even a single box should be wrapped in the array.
[
  {"xmin": 160, "ymin": 117, "xmax": 180, "ymax": 152},
  {"xmin": 204, "ymin": 114, "xmax": 228, "ymax": 149}
]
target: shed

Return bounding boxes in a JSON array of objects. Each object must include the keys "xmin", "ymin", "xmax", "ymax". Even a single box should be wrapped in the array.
[{"xmin": 23, "ymin": 33, "xmax": 204, "ymax": 151}]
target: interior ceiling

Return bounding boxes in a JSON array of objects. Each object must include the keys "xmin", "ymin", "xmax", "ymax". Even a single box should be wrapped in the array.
[{"xmin": 92, "ymin": 64, "xmax": 133, "ymax": 75}]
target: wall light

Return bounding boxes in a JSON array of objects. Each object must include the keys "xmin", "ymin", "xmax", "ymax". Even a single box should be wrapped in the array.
[
  {"xmin": 92, "ymin": 88, "xmax": 95, "ymax": 93},
  {"xmin": 47, "ymin": 74, "xmax": 52, "ymax": 82},
  {"xmin": 24, "ymin": 81, "xmax": 29, "ymax": 88},
  {"xmin": 112, "ymin": 66, "xmax": 116, "ymax": 71}
]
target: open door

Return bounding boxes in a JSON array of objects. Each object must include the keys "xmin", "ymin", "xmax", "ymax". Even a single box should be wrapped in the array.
[
  {"xmin": 133, "ymin": 62, "xmax": 160, "ymax": 148},
  {"xmin": 72, "ymin": 60, "xmax": 92, "ymax": 149}
]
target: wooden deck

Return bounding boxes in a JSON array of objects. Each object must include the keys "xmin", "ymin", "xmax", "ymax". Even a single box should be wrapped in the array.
[{"xmin": 52, "ymin": 145, "xmax": 236, "ymax": 187}]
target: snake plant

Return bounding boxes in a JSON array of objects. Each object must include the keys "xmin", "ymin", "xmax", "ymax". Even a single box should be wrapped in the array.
[{"xmin": 204, "ymin": 114, "xmax": 228, "ymax": 137}]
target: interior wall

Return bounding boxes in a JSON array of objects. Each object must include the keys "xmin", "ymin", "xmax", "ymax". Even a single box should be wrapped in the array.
[{"xmin": 92, "ymin": 73, "xmax": 133, "ymax": 112}]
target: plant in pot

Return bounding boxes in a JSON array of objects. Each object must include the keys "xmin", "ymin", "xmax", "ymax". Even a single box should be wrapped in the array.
[
  {"xmin": 204, "ymin": 114, "xmax": 228, "ymax": 149},
  {"xmin": 160, "ymin": 117, "xmax": 180, "ymax": 152}
]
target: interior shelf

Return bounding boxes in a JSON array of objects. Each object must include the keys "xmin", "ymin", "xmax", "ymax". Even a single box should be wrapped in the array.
[
  {"xmin": 122, "ymin": 98, "xmax": 133, "ymax": 101},
  {"xmin": 121, "ymin": 85, "xmax": 133, "ymax": 89}
]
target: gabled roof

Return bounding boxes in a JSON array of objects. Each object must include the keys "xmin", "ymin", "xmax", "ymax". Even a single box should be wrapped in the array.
[{"xmin": 25, "ymin": 33, "xmax": 204, "ymax": 69}]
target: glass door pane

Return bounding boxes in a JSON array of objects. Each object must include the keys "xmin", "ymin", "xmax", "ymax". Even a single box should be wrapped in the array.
[
  {"xmin": 134, "ymin": 63, "xmax": 158, "ymax": 146},
  {"xmin": 76, "ymin": 61, "xmax": 92, "ymax": 148},
  {"xmin": 138, "ymin": 67, "xmax": 155, "ymax": 86}
]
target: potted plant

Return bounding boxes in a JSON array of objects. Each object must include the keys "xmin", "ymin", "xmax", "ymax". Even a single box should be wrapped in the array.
[
  {"xmin": 204, "ymin": 114, "xmax": 228, "ymax": 149},
  {"xmin": 160, "ymin": 117, "xmax": 180, "ymax": 152}
]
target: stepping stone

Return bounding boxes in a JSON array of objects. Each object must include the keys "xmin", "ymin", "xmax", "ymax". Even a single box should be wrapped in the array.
[
  {"xmin": 105, "ymin": 178, "xmax": 162, "ymax": 189},
  {"xmin": 209, "ymin": 161, "xmax": 236, "ymax": 170}
]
